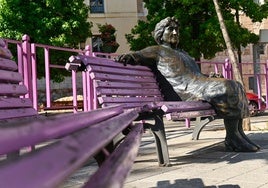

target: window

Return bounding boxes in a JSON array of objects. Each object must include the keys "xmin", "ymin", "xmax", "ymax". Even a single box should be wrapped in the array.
[
  {"xmin": 90, "ymin": 0, "xmax": 104, "ymax": 13},
  {"xmin": 259, "ymin": 44, "xmax": 266, "ymax": 55},
  {"xmin": 92, "ymin": 35, "xmax": 103, "ymax": 52}
]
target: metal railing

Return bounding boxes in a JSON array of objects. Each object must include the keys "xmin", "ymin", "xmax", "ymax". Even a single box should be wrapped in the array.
[{"xmin": 2, "ymin": 35, "xmax": 268, "ymax": 113}]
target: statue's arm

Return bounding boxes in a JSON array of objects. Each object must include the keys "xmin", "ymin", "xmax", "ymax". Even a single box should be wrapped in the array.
[{"xmin": 117, "ymin": 46, "xmax": 160, "ymax": 66}]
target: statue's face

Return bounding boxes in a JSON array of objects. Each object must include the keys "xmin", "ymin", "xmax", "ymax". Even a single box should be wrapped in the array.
[{"xmin": 161, "ymin": 21, "xmax": 179, "ymax": 46}]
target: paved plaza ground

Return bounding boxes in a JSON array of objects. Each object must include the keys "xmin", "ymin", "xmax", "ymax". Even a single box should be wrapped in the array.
[{"xmin": 63, "ymin": 111, "xmax": 268, "ymax": 188}]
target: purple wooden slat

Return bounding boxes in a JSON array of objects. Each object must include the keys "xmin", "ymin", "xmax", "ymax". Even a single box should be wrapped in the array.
[
  {"xmin": 84, "ymin": 123, "xmax": 143, "ymax": 188},
  {"xmin": 102, "ymin": 102, "xmax": 159, "ymax": 109},
  {"xmin": 0, "ymin": 108, "xmax": 37, "ymax": 120},
  {"xmin": 0, "ymin": 46, "xmax": 12, "ymax": 59},
  {"xmin": 167, "ymin": 109, "xmax": 216, "ymax": 119},
  {"xmin": 160, "ymin": 101, "xmax": 213, "ymax": 113},
  {"xmin": 91, "ymin": 72, "xmax": 157, "ymax": 83},
  {"xmin": 97, "ymin": 88, "xmax": 162, "ymax": 96},
  {"xmin": 88, "ymin": 64, "xmax": 154, "ymax": 77},
  {"xmin": 98, "ymin": 96, "xmax": 163, "ymax": 104},
  {"xmin": 0, "ymin": 109, "xmax": 138, "ymax": 188},
  {"xmin": 0, "ymin": 58, "xmax": 18, "ymax": 71},
  {"xmin": 0, "ymin": 39, "xmax": 5, "ymax": 47},
  {"xmin": 95, "ymin": 81, "xmax": 159, "ymax": 89},
  {"xmin": 0, "ymin": 105, "xmax": 123, "ymax": 154},
  {"xmin": 0, "ymin": 70, "xmax": 23, "ymax": 83},
  {"xmin": 77, "ymin": 54, "xmax": 150, "ymax": 71},
  {"xmin": 0, "ymin": 84, "xmax": 28, "ymax": 96},
  {"xmin": 0, "ymin": 98, "xmax": 33, "ymax": 108}
]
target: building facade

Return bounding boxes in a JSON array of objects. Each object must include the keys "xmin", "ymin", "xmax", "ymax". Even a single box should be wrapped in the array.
[{"xmin": 84, "ymin": 0, "xmax": 147, "ymax": 54}]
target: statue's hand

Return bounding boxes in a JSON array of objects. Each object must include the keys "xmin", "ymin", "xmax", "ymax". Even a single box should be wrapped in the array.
[
  {"xmin": 209, "ymin": 72, "xmax": 224, "ymax": 78},
  {"xmin": 116, "ymin": 54, "xmax": 136, "ymax": 66}
]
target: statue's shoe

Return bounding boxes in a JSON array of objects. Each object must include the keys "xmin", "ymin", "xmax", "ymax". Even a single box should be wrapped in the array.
[
  {"xmin": 224, "ymin": 138, "xmax": 259, "ymax": 152},
  {"xmin": 237, "ymin": 123, "xmax": 261, "ymax": 150}
]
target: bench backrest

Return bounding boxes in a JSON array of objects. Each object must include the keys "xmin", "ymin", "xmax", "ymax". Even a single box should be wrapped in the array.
[
  {"xmin": 76, "ymin": 55, "xmax": 164, "ymax": 110},
  {"xmin": 0, "ymin": 38, "xmax": 37, "ymax": 120}
]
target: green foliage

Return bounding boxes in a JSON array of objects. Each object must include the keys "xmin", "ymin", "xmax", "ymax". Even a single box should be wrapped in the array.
[
  {"xmin": 125, "ymin": 20, "xmax": 156, "ymax": 51},
  {"xmin": 0, "ymin": 0, "xmax": 92, "ymax": 82},
  {"xmin": 126, "ymin": 0, "xmax": 267, "ymax": 59}
]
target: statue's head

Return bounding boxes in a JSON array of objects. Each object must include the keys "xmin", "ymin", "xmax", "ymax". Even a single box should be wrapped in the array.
[{"xmin": 154, "ymin": 17, "xmax": 180, "ymax": 47}]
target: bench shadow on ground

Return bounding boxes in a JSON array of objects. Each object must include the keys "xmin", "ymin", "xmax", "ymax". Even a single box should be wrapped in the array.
[
  {"xmin": 149, "ymin": 133, "xmax": 267, "ymax": 188},
  {"xmin": 171, "ymin": 132, "xmax": 268, "ymax": 165},
  {"xmin": 138, "ymin": 131, "xmax": 268, "ymax": 165},
  {"xmin": 132, "ymin": 130, "xmax": 268, "ymax": 188},
  {"xmin": 154, "ymin": 178, "xmax": 240, "ymax": 188}
]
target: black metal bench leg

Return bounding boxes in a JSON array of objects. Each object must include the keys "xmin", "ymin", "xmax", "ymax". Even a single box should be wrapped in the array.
[
  {"xmin": 146, "ymin": 113, "xmax": 171, "ymax": 167},
  {"xmin": 192, "ymin": 116, "xmax": 214, "ymax": 140}
]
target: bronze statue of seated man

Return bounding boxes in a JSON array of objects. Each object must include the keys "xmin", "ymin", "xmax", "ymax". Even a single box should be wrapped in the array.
[{"xmin": 118, "ymin": 17, "xmax": 259, "ymax": 152}]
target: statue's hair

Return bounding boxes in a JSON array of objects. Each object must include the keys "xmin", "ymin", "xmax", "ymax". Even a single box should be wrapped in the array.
[{"xmin": 154, "ymin": 17, "xmax": 179, "ymax": 45}]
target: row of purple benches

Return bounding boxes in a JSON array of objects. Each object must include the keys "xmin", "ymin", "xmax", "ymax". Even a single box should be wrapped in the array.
[
  {"xmin": 67, "ymin": 55, "xmax": 217, "ymax": 166},
  {"xmin": 0, "ymin": 39, "xmax": 143, "ymax": 188}
]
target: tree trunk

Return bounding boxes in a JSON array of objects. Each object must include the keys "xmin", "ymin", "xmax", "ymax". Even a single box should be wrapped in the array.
[
  {"xmin": 212, "ymin": 0, "xmax": 250, "ymax": 129},
  {"xmin": 212, "ymin": 0, "xmax": 244, "ymax": 86}
]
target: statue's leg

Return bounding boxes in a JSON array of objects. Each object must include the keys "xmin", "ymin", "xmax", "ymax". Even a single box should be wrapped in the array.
[{"xmin": 224, "ymin": 118, "xmax": 259, "ymax": 152}]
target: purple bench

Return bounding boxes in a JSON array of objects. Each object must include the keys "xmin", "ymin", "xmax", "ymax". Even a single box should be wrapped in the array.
[
  {"xmin": 0, "ymin": 39, "xmax": 143, "ymax": 188},
  {"xmin": 67, "ymin": 55, "xmax": 217, "ymax": 167}
]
